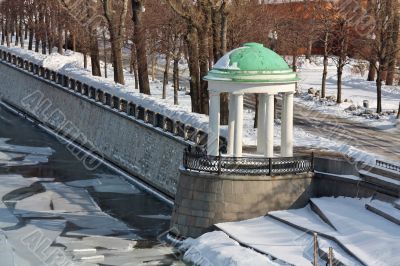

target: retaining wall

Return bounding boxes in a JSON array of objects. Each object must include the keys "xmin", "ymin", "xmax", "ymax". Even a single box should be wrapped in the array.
[
  {"xmin": 0, "ymin": 49, "xmax": 211, "ymax": 197},
  {"xmin": 172, "ymin": 168, "xmax": 314, "ymax": 237}
]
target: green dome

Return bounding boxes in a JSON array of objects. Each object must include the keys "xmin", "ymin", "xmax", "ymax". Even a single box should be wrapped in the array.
[{"xmin": 204, "ymin": 43, "xmax": 298, "ymax": 83}]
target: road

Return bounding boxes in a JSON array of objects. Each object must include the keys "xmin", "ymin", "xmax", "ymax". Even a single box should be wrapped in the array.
[{"xmin": 245, "ymin": 95, "xmax": 400, "ymax": 162}]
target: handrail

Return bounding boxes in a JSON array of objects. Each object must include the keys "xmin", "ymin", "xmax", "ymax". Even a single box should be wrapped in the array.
[
  {"xmin": 376, "ymin": 160, "xmax": 400, "ymax": 173},
  {"xmin": 183, "ymin": 147, "xmax": 314, "ymax": 176}
]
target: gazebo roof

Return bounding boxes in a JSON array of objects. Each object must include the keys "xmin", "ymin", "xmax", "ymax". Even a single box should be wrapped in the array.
[{"xmin": 204, "ymin": 43, "xmax": 298, "ymax": 84}]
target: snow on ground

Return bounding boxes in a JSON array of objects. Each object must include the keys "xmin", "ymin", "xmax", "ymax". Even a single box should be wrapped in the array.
[
  {"xmin": 199, "ymin": 197, "xmax": 400, "ymax": 266},
  {"xmin": 181, "ymin": 231, "xmax": 280, "ymax": 266},
  {"xmin": 297, "ymin": 57, "xmax": 400, "ymax": 129},
  {"xmin": 241, "ymin": 109, "xmax": 378, "ymax": 165}
]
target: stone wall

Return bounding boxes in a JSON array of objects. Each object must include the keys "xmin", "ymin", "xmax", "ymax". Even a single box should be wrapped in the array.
[
  {"xmin": 172, "ymin": 168, "xmax": 314, "ymax": 237},
  {"xmin": 0, "ymin": 60, "xmax": 189, "ymax": 197}
]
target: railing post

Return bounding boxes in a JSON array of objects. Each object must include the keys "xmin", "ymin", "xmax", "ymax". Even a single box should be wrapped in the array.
[
  {"xmin": 328, "ymin": 247, "xmax": 334, "ymax": 266},
  {"xmin": 183, "ymin": 148, "xmax": 188, "ymax": 170},
  {"xmin": 311, "ymin": 152, "xmax": 315, "ymax": 172},
  {"xmin": 269, "ymin": 157, "xmax": 273, "ymax": 176},
  {"xmin": 218, "ymin": 150, "xmax": 222, "ymax": 175},
  {"xmin": 313, "ymin": 233, "xmax": 318, "ymax": 266}
]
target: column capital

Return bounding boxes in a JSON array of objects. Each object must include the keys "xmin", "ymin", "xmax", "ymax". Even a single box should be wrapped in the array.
[{"xmin": 231, "ymin": 92, "xmax": 244, "ymax": 96}]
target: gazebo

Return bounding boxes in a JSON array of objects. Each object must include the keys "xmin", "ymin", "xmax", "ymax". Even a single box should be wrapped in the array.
[{"xmin": 204, "ymin": 43, "xmax": 298, "ymax": 158}]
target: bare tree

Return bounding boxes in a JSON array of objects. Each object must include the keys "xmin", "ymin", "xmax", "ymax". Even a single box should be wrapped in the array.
[
  {"xmin": 368, "ymin": 0, "xmax": 400, "ymax": 112},
  {"xmin": 101, "ymin": 0, "xmax": 129, "ymax": 85},
  {"xmin": 132, "ymin": 0, "xmax": 151, "ymax": 94}
]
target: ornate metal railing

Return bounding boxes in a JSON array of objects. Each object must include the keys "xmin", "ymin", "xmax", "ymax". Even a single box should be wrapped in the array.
[
  {"xmin": 183, "ymin": 147, "xmax": 314, "ymax": 176},
  {"xmin": 376, "ymin": 160, "xmax": 400, "ymax": 173}
]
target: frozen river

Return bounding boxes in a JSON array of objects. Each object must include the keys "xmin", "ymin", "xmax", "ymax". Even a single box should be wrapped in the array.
[{"xmin": 0, "ymin": 105, "xmax": 183, "ymax": 265}]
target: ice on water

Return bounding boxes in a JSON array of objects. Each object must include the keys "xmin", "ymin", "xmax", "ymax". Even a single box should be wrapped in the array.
[
  {"xmin": 0, "ymin": 138, "xmax": 54, "ymax": 166},
  {"xmin": 66, "ymin": 173, "xmax": 142, "ymax": 194}
]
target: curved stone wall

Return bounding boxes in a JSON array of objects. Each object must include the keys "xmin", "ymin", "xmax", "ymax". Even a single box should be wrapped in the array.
[{"xmin": 172, "ymin": 168, "xmax": 313, "ymax": 237}]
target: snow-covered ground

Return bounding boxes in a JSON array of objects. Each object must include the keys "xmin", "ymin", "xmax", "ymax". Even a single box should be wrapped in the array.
[
  {"xmin": 180, "ymin": 231, "xmax": 281, "ymax": 266},
  {"xmin": 297, "ymin": 57, "xmax": 400, "ymax": 129},
  {"xmin": 181, "ymin": 196, "xmax": 400, "ymax": 266}
]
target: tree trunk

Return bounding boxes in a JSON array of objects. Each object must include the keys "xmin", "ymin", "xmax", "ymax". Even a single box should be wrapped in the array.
[
  {"xmin": 397, "ymin": 102, "xmax": 400, "ymax": 119},
  {"xmin": 1, "ymin": 18, "xmax": 5, "ymax": 45},
  {"xmin": 103, "ymin": 31, "xmax": 108, "ymax": 79},
  {"xmin": 109, "ymin": 31, "xmax": 125, "ymax": 84},
  {"xmin": 321, "ymin": 32, "xmax": 329, "ymax": 99},
  {"xmin": 220, "ymin": 5, "xmax": 228, "ymax": 55},
  {"xmin": 151, "ymin": 54, "xmax": 156, "ymax": 81},
  {"xmin": 162, "ymin": 53, "xmax": 170, "ymax": 99},
  {"xmin": 64, "ymin": 30, "xmax": 68, "ymax": 53},
  {"xmin": 58, "ymin": 24, "xmax": 63, "ymax": 54},
  {"xmin": 34, "ymin": 34, "xmax": 39, "ymax": 52},
  {"xmin": 186, "ymin": 25, "xmax": 201, "ymax": 113},
  {"xmin": 386, "ymin": 60, "xmax": 396, "ymax": 85},
  {"xmin": 15, "ymin": 20, "xmax": 19, "ymax": 46},
  {"xmin": 42, "ymin": 38, "xmax": 47, "ymax": 54},
  {"xmin": 337, "ymin": 64, "xmax": 343, "ymax": 104},
  {"xmin": 292, "ymin": 55, "xmax": 297, "ymax": 72},
  {"xmin": 19, "ymin": 16, "xmax": 23, "ymax": 48},
  {"xmin": 212, "ymin": 8, "xmax": 222, "ymax": 63},
  {"xmin": 130, "ymin": 45, "xmax": 139, "ymax": 90},
  {"xmin": 376, "ymin": 70, "xmax": 383, "ymax": 113},
  {"xmin": 198, "ymin": 28, "xmax": 210, "ymax": 114},
  {"xmin": 215, "ymin": 6, "xmax": 228, "ymax": 125},
  {"xmin": 173, "ymin": 58, "xmax": 179, "ymax": 105},
  {"xmin": 83, "ymin": 52, "xmax": 88, "ymax": 69},
  {"xmin": 90, "ymin": 32, "xmax": 101, "ymax": 77},
  {"xmin": 72, "ymin": 34, "xmax": 76, "ymax": 51},
  {"xmin": 306, "ymin": 39, "xmax": 312, "ymax": 60},
  {"xmin": 387, "ymin": 14, "xmax": 399, "ymax": 86},
  {"xmin": 132, "ymin": 0, "xmax": 150, "ymax": 94},
  {"xmin": 133, "ymin": 57, "xmax": 139, "ymax": 90},
  {"xmin": 367, "ymin": 60, "xmax": 376, "ymax": 81},
  {"xmin": 5, "ymin": 20, "xmax": 10, "ymax": 47}
]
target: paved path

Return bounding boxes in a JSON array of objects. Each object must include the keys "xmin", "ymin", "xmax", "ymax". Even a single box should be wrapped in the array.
[{"xmin": 245, "ymin": 96, "xmax": 400, "ymax": 162}]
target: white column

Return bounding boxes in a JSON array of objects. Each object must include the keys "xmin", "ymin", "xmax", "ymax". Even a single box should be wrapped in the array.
[
  {"xmin": 264, "ymin": 93, "xmax": 275, "ymax": 157},
  {"xmin": 233, "ymin": 94, "xmax": 244, "ymax": 157},
  {"xmin": 207, "ymin": 92, "xmax": 220, "ymax": 156},
  {"xmin": 257, "ymin": 94, "xmax": 267, "ymax": 154},
  {"xmin": 227, "ymin": 94, "xmax": 236, "ymax": 155},
  {"xmin": 281, "ymin": 92, "xmax": 294, "ymax": 157}
]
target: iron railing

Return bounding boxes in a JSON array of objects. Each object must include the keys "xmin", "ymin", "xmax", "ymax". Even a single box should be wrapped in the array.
[
  {"xmin": 183, "ymin": 147, "xmax": 314, "ymax": 176},
  {"xmin": 376, "ymin": 160, "xmax": 400, "ymax": 173}
]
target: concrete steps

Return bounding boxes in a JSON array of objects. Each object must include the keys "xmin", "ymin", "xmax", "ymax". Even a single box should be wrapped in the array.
[
  {"xmin": 358, "ymin": 170, "xmax": 400, "ymax": 195},
  {"xmin": 395, "ymin": 200, "xmax": 400, "ymax": 210},
  {"xmin": 365, "ymin": 200, "xmax": 400, "ymax": 225},
  {"xmin": 268, "ymin": 205, "xmax": 364, "ymax": 266},
  {"xmin": 309, "ymin": 200, "xmax": 337, "ymax": 231},
  {"xmin": 363, "ymin": 165, "xmax": 400, "ymax": 181}
]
